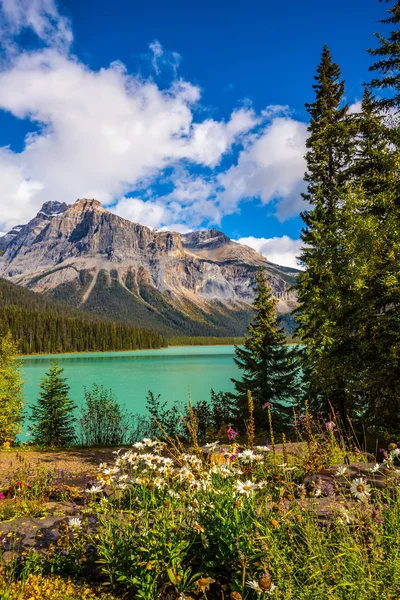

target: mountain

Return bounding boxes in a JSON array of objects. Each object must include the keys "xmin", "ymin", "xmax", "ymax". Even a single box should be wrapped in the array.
[
  {"xmin": 0, "ymin": 199, "xmax": 298, "ymax": 336},
  {"xmin": 0, "ymin": 276, "xmax": 166, "ymax": 354}
]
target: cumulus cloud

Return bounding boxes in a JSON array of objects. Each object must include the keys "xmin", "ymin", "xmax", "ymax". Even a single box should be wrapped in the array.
[
  {"xmin": 237, "ymin": 235, "xmax": 303, "ymax": 269},
  {"xmin": 217, "ymin": 117, "xmax": 308, "ymax": 221},
  {"xmin": 0, "ymin": 0, "xmax": 308, "ymax": 235},
  {"xmin": 0, "ymin": 0, "xmax": 73, "ymax": 53}
]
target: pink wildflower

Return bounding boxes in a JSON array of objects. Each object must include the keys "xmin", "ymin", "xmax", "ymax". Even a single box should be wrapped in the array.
[
  {"xmin": 325, "ymin": 422, "xmax": 336, "ymax": 431},
  {"xmin": 227, "ymin": 426, "xmax": 238, "ymax": 440}
]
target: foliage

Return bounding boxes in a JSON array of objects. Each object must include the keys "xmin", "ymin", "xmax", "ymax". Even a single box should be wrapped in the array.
[
  {"xmin": 232, "ymin": 269, "xmax": 301, "ymax": 431},
  {"xmin": 78, "ymin": 384, "xmax": 131, "ymax": 446},
  {"xmin": 144, "ymin": 389, "xmax": 236, "ymax": 442},
  {"xmin": 0, "ymin": 276, "xmax": 167, "ymax": 355},
  {"xmin": 0, "ymin": 573, "xmax": 120, "ymax": 600},
  {"xmin": 29, "ymin": 363, "xmax": 77, "ymax": 447},
  {"xmin": 2, "ymin": 429, "xmax": 400, "ymax": 599},
  {"xmin": 0, "ymin": 333, "xmax": 24, "ymax": 446}
]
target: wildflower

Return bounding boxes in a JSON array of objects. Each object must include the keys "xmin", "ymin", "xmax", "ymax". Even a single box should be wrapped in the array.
[
  {"xmin": 168, "ymin": 490, "xmax": 180, "ymax": 498},
  {"xmin": 153, "ymin": 477, "xmax": 166, "ymax": 488},
  {"xmin": 87, "ymin": 484, "xmax": 103, "ymax": 494},
  {"xmin": 195, "ymin": 577, "xmax": 215, "ymax": 592},
  {"xmin": 263, "ymin": 402, "xmax": 273, "ymax": 408},
  {"xmin": 227, "ymin": 426, "xmax": 238, "ymax": 440},
  {"xmin": 68, "ymin": 517, "xmax": 82, "ymax": 529},
  {"xmin": 335, "ymin": 466, "xmax": 347, "ymax": 476},
  {"xmin": 296, "ymin": 483, "xmax": 306, "ymax": 497},
  {"xmin": 325, "ymin": 421, "xmax": 336, "ymax": 431},
  {"xmin": 205, "ymin": 441, "xmax": 219, "ymax": 450},
  {"xmin": 142, "ymin": 438, "xmax": 154, "ymax": 446},
  {"xmin": 231, "ymin": 593, "xmax": 243, "ymax": 600},
  {"xmin": 314, "ymin": 487, "xmax": 322, "ymax": 497},
  {"xmin": 235, "ymin": 480, "xmax": 258, "ymax": 496},
  {"xmin": 238, "ymin": 449, "xmax": 256, "ymax": 464},
  {"xmin": 193, "ymin": 522, "xmax": 204, "ymax": 534},
  {"xmin": 337, "ymin": 507, "xmax": 352, "ymax": 525},
  {"xmin": 368, "ymin": 463, "xmax": 381, "ymax": 473},
  {"xmin": 246, "ymin": 578, "xmax": 276, "ymax": 595},
  {"xmin": 350, "ymin": 477, "xmax": 371, "ymax": 501}
]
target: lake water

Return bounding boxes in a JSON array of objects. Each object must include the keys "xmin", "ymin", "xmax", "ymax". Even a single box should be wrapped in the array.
[{"xmin": 21, "ymin": 346, "xmax": 239, "ymax": 432}]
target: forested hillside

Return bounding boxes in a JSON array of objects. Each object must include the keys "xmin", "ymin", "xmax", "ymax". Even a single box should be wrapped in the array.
[{"xmin": 0, "ymin": 278, "xmax": 167, "ymax": 354}]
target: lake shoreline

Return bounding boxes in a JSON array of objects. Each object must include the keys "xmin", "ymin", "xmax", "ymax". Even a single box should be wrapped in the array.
[{"xmin": 20, "ymin": 343, "xmax": 239, "ymax": 359}]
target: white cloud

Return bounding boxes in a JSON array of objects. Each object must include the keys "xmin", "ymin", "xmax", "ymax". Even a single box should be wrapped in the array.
[
  {"xmin": 149, "ymin": 39, "xmax": 181, "ymax": 77},
  {"xmin": 0, "ymin": 0, "xmax": 72, "ymax": 53},
  {"xmin": 0, "ymin": 0, "xmax": 308, "ymax": 236},
  {"xmin": 237, "ymin": 235, "xmax": 303, "ymax": 269},
  {"xmin": 114, "ymin": 197, "xmax": 170, "ymax": 229},
  {"xmin": 217, "ymin": 117, "xmax": 308, "ymax": 221},
  {"xmin": 0, "ymin": 47, "xmax": 260, "ymax": 230}
]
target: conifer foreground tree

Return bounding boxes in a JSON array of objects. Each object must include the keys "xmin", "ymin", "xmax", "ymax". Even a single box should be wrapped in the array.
[
  {"xmin": 0, "ymin": 332, "xmax": 24, "ymax": 445},
  {"xmin": 30, "ymin": 363, "xmax": 77, "ymax": 446},
  {"xmin": 296, "ymin": 45, "xmax": 355, "ymax": 420},
  {"xmin": 232, "ymin": 269, "xmax": 301, "ymax": 431}
]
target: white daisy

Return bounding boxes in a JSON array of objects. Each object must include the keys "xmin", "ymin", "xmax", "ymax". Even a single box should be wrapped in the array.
[
  {"xmin": 69, "ymin": 517, "xmax": 82, "ymax": 529},
  {"xmin": 235, "ymin": 480, "xmax": 258, "ymax": 496},
  {"xmin": 335, "ymin": 466, "xmax": 348, "ymax": 476},
  {"xmin": 350, "ymin": 477, "xmax": 371, "ymax": 501},
  {"xmin": 87, "ymin": 484, "xmax": 103, "ymax": 494},
  {"xmin": 238, "ymin": 450, "xmax": 256, "ymax": 464}
]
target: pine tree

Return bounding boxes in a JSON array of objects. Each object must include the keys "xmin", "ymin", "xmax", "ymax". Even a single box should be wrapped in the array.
[
  {"xmin": 232, "ymin": 269, "xmax": 301, "ymax": 431},
  {"xmin": 30, "ymin": 362, "xmax": 77, "ymax": 446},
  {"xmin": 0, "ymin": 332, "xmax": 24, "ymax": 445},
  {"xmin": 369, "ymin": 0, "xmax": 400, "ymax": 111},
  {"xmin": 296, "ymin": 45, "xmax": 355, "ymax": 420},
  {"xmin": 343, "ymin": 87, "xmax": 400, "ymax": 431}
]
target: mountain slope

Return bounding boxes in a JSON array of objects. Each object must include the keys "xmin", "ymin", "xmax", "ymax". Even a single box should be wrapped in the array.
[{"xmin": 0, "ymin": 199, "xmax": 299, "ymax": 336}]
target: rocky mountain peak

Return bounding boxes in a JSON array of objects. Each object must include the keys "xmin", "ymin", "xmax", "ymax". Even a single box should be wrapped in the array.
[
  {"xmin": 71, "ymin": 198, "xmax": 106, "ymax": 213},
  {"xmin": 38, "ymin": 201, "xmax": 69, "ymax": 217},
  {"xmin": 0, "ymin": 197, "xmax": 298, "ymax": 336}
]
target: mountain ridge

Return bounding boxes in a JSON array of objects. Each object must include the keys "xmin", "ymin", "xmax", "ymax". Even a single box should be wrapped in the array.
[{"xmin": 0, "ymin": 199, "xmax": 298, "ymax": 336}]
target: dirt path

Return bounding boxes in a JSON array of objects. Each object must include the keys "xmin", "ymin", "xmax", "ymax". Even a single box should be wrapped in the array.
[{"xmin": 0, "ymin": 448, "xmax": 121, "ymax": 486}]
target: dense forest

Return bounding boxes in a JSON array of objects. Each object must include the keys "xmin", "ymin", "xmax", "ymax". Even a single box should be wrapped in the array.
[
  {"xmin": 295, "ymin": 1, "xmax": 400, "ymax": 435},
  {"xmin": 0, "ymin": 277, "xmax": 167, "ymax": 354}
]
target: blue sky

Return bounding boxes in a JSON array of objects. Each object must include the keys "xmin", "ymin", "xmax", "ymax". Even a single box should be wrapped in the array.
[{"xmin": 0, "ymin": 0, "xmax": 387, "ymax": 267}]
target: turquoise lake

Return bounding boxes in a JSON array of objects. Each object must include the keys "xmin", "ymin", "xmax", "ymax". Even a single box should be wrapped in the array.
[{"xmin": 20, "ymin": 346, "xmax": 239, "ymax": 431}]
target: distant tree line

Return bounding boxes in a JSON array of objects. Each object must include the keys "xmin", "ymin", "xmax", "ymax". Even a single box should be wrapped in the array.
[{"xmin": 0, "ymin": 277, "xmax": 166, "ymax": 354}]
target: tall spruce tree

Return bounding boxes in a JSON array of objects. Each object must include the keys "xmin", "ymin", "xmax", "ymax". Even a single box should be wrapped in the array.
[
  {"xmin": 363, "ymin": 1, "xmax": 400, "ymax": 431},
  {"xmin": 296, "ymin": 45, "xmax": 355, "ymax": 421},
  {"xmin": 30, "ymin": 362, "xmax": 77, "ymax": 446},
  {"xmin": 369, "ymin": 0, "xmax": 400, "ymax": 111},
  {"xmin": 232, "ymin": 269, "xmax": 300, "ymax": 431}
]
